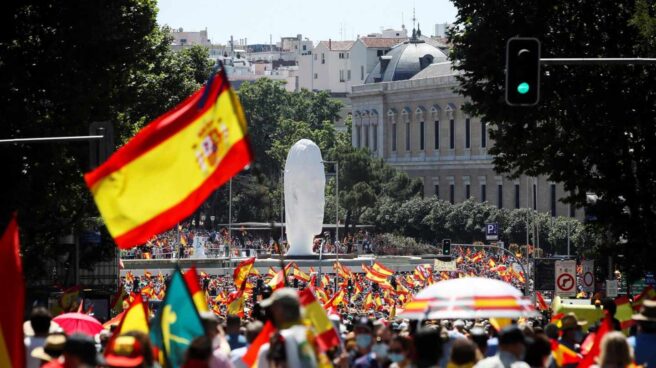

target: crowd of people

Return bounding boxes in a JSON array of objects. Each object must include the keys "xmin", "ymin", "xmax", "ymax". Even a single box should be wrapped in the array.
[{"xmin": 23, "ymin": 287, "xmax": 656, "ymax": 368}]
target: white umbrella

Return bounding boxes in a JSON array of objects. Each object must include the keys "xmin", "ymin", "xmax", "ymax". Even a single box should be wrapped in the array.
[{"xmin": 400, "ymin": 277, "xmax": 537, "ymax": 320}]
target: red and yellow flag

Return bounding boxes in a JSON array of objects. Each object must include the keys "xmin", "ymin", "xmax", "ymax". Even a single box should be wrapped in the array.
[
  {"xmin": 85, "ymin": 69, "xmax": 252, "ymax": 248},
  {"xmin": 184, "ymin": 266, "xmax": 209, "ymax": 312},
  {"xmin": 372, "ymin": 261, "xmax": 394, "ymax": 276},
  {"xmin": 299, "ymin": 289, "xmax": 340, "ymax": 352},
  {"xmin": 116, "ymin": 294, "xmax": 149, "ymax": 335},
  {"xmin": 0, "ymin": 215, "xmax": 25, "ymax": 368},
  {"xmin": 551, "ymin": 340, "xmax": 581, "ymax": 366},
  {"xmin": 242, "ymin": 321, "xmax": 276, "ymax": 367},
  {"xmin": 233, "ymin": 257, "xmax": 256, "ymax": 290},
  {"xmin": 268, "ymin": 270, "xmax": 285, "ymax": 291}
]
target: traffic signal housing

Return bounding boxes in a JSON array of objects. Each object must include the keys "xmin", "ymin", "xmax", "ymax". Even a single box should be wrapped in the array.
[
  {"xmin": 442, "ymin": 239, "xmax": 451, "ymax": 256},
  {"xmin": 505, "ymin": 37, "xmax": 541, "ymax": 106}
]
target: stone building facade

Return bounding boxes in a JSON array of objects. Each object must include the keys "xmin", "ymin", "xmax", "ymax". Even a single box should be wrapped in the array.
[{"xmin": 350, "ymin": 60, "xmax": 580, "ymax": 218}]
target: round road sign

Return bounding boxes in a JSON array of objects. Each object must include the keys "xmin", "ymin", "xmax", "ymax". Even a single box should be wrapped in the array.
[
  {"xmin": 557, "ymin": 273, "xmax": 575, "ymax": 291},
  {"xmin": 583, "ymin": 272, "xmax": 594, "ymax": 287}
]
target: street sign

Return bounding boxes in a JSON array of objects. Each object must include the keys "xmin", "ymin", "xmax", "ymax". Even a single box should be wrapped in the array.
[
  {"xmin": 555, "ymin": 260, "xmax": 577, "ymax": 297},
  {"xmin": 581, "ymin": 260, "xmax": 595, "ymax": 293},
  {"xmin": 606, "ymin": 280, "xmax": 618, "ymax": 297},
  {"xmin": 534, "ymin": 258, "xmax": 556, "ymax": 291},
  {"xmin": 486, "ymin": 223, "xmax": 499, "ymax": 241},
  {"xmin": 434, "ymin": 259, "xmax": 457, "ymax": 272}
]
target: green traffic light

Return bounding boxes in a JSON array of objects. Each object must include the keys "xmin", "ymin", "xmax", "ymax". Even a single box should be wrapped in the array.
[{"xmin": 517, "ymin": 82, "xmax": 530, "ymax": 94}]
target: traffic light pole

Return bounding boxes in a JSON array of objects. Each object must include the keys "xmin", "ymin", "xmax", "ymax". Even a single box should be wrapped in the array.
[{"xmin": 541, "ymin": 58, "xmax": 656, "ymax": 65}]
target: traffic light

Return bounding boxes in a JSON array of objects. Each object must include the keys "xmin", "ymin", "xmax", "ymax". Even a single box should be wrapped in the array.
[
  {"xmin": 505, "ymin": 37, "xmax": 541, "ymax": 106},
  {"xmin": 442, "ymin": 239, "xmax": 451, "ymax": 256}
]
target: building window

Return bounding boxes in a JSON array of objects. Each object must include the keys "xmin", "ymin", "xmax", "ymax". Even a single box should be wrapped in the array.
[
  {"xmin": 497, "ymin": 184, "xmax": 503, "ymax": 208},
  {"xmin": 533, "ymin": 183, "xmax": 537, "ymax": 210},
  {"xmin": 339, "ymin": 70, "xmax": 345, "ymax": 82},
  {"xmin": 347, "ymin": 53, "xmax": 350, "ymax": 59},
  {"xmin": 434, "ymin": 120, "xmax": 440, "ymax": 149},
  {"xmin": 449, "ymin": 184, "xmax": 455, "ymax": 204},
  {"xmin": 514, "ymin": 184, "xmax": 520, "ymax": 209},
  {"xmin": 481, "ymin": 184, "xmax": 487, "ymax": 202},
  {"xmin": 377, "ymin": 50, "xmax": 384, "ymax": 57},
  {"xmin": 449, "ymin": 119, "xmax": 455, "ymax": 149},
  {"xmin": 314, "ymin": 73, "xmax": 318, "ymax": 79},
  {"xmin": 347, "ymin": 70, "xmax": 351, "ymax": 81},
  {"xmin": 321, "ymin": 53, "xmax": 325, "ymax": 64},
  {"xmin": 392, "ymin": 123, "xmax": 397, "ymax": 151},
  {"xmin": 405, "ymin": 122, "xmax": 410, "ymax": 151},
  {"xmin": 435, "ymin": 185, "xmax": 439, "ymax": 199},
  {"xmin": 481, "ymin": 121, "xmax": 487, "ymax": 148},
  {"xmin": 356, "ymin": 125, "xmax": 361, "ymax": 148},
  {"xmin": 360, "ymin": 65, "xmax": 364, "ymax": 80},
  {"xmin": 465, "ymin": 118, "xmax": 471, "ymax": 149},
  {"xmin": 303, "ymin": 45, "xmax": 307, "ymax": 51},
  {"xmin": 364, "ymin": 125, "xmax": 369, "ymax": 148},
  {"xmin": 465, "ymin": 184, "xmax": 471, "ymax": 199},
  {"xmin": 419, "ymin": 122, "xmax": 425, "ymax": 150},
  {"xmin": 372, "ymin": 125, "xmax": 378, "ymax": 151},
  {"xmin": 550, "ymin": 184, "xmax": 557, "ymax": 216}
]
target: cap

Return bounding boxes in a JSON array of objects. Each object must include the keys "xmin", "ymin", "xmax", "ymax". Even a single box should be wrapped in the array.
[
  {"xmin": 560, "ymin": 313, "xmax": 587, "ymax": 330},
  {"xmin": 65, "ymin": 334, "xmax": 105, "ymax": 366},
  {"xmin": 31, "ymin": 334, "xmax": 66, "ymax": 362},
  {"xmin": 498, "ymin": 325, "xmax": 526, "ymax": 345},
  {"xmin": 104, "ymin": 335, "xmax": 145, "ymax": 367},
  {"xmin": 454, "ymin": 319, "xmax": 465, "ymax": 328},
  {"xmin": 259, "ymin": 288, "xmax": 299, "ymax": 308}
]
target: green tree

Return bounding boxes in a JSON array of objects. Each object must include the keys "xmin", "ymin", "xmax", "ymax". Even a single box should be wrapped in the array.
[
  {"xmin": 0, "ymin": 0, "xmax": 211, "ymax": 281},
  {"xmin": 449, "ymin": 0, "xmax": 656, "ymax": 279}
]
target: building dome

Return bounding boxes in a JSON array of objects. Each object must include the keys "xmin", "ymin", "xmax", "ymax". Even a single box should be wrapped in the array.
[{"xmin": 364, "ymin": 39, "xmax": 447, "ymax": 84}]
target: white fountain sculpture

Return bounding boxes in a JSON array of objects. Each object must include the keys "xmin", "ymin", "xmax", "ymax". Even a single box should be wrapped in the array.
[{"xmin": 284, "ymin": 139, "xmax": 325, "ymax": 256}]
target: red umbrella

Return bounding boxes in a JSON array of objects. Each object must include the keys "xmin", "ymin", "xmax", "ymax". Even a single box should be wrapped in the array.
[{"xmin": 53, "ymin": 312, "xmax": 103, "ymax": 336}]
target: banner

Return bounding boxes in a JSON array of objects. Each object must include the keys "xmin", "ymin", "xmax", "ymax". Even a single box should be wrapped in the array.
[
  {"xmin": 434, "ymin": 259, "xmax": 457, "ymax": 272},
  {"xmin": 555, "ymin": 260, "xmax": 577, "ymax": 297}
]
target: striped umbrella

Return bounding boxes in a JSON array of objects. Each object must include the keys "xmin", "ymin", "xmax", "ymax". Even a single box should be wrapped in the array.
[{"xmin": 400, "ymin": 277, "xmax": 537, "ymax": 320}]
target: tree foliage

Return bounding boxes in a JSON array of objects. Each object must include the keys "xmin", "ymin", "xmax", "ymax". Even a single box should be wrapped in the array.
[
  {"xmin": 449, "ymin": 0, "xmax": 656, "ymax": 278},
  {"xmin": 0, "ymin": 0, "xmax": 211, "ymax": 280}
]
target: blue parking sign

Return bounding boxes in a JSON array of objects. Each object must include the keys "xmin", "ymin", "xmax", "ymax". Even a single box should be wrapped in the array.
[{"xmin": 486, "ymin": 223, "xmax": 499, "ymax": 240}]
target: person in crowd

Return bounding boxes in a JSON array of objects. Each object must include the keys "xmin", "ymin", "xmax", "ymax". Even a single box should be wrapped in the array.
[
  {"xmin": 30, "ymin": 333, "xmax": 66, "ymax": 367},
  {"xmin": 448, "ymin": 338, "xmax": 479, "ymax": 368},
  {"xmin": 183, "ymin": 336, "xmax": 214, "ymax": 368},
  {"xmin": 558, "ymin": 314, "xmax": 586, "ymax": 353},
  {"xmin": 468, "ymin": 327, "xmax": 489, "ymax": 358},
  {"xmin": 413, "ymin": 326, "xmax": 444, "ymax": 368},
  {"xmin": 25, "ymin": 307, "xmax": 54, "ymax": 368},
  {"xmin": 43, "ymin": 334, "xmax": 104, "ymax": 368},
  {"xmin": 388, "ymin": 335, "xmax": 415, "ymax": 368},
  {"xmin": 454, "ymin": 320, "xmax": 467, "ymax": 336},
  {"xmin": 121, "ymin": 331, "xmax": 156, "ymax": 368},
  {"xmin": 226, "ymin": 315, "xmax": 247, "ymax": 351},
  {"xmin": 523, "ymin": 335, "xmax": 551, "ymax": 368},
  {"xmin": 352, "ymin": 317, "xmax": 379, "ymax": 368},
  {"xmin": 542, "ymin": 324, "xmax": 558, "ymax": 341},
  {"xmin": 596, "ymin": 332, "xmax": 632, "ymax": 368},
  {"xmin": 474, "ymin": 325, "xmax": 529, "ymax": 368},
  {"xmin": 600, "ymin": 299, "xmax": 622, "ymax": 332},
  {"xmin": 231, "ymin": 321, "xmax": 264, "ymax": 368},
  {"xmin": 201, "ymin": 311, "xmax": 232, "ymax": 360},
  {"xmin": 627, "ymin": 299, "xmax": 656, "ymax": 367},
  {"xmin": 257, "ymin": 288, "xmax": 318, "ymax": 368}
]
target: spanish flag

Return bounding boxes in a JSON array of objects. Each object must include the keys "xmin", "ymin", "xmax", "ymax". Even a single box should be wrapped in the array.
[
  {"xmin": 184, "ymin": 266, "xmax": 209, "ymax": 312},
  {"xmin": 233, "ymin": 257, "xmax": 255, "ymax": 290},
  {"xmin": 372, "ymin": 261, "xmax": 394, "ymax": 276},
  {"xmin": 85, "ymin": 68, "xmax": 252, "ymax": 248},
  {"xmin": 299, "ymin": 289, "xmax": 340, "ymax": 352},
  {"xmin": 0, "ymin": 215, "xmax": 25, "ymax": 368},
  {"xmin": 116, "ymin": 294, "xmax": 149, "ymax": 335}
]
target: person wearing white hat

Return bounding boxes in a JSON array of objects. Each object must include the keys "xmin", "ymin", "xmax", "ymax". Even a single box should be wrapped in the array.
[{"xmin": 628, "ymin": 299, "xmax": 656, "ymax": 367}]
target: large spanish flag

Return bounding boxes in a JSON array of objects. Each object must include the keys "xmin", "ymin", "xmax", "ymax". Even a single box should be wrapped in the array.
[
  {"xmin": 0, "ymin": 215, "xmax": 25, "ymax": 368},
  {"xmin": 85, "ymin": 68, "xmax": 252, "ymax": 248},
  {"xmin": 299, "ymin": 289, "xmax": 340, "ymax": 352}
]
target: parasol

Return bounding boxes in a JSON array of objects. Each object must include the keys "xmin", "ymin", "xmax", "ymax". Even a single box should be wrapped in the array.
[{"xmin": 52, "ymin": 312, "xmax": 103, "ymax": 336}]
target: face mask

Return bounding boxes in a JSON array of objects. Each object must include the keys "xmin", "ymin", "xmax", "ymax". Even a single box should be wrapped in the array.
[
  {"xmin": 372, "ymin": 343, "xmax": 388, "ymax": 358},
  {"xmin": 389, "ymin": 353, "xmax": 405, "ymax": 363},
  {"xmin": 356, "ymin": 334, "xmax": 372, "ymax": 349}
]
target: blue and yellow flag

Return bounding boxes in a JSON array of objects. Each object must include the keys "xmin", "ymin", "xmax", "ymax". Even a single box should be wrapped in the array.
[{"xmin": 150, "ymin": 269, "xmax": 205, "ymax": 368}]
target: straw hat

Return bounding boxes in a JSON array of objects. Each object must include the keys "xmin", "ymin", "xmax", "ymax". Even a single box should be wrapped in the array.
[{"xmin": 633, "ymin": 300, "xmax": 656, "ymax": 322}]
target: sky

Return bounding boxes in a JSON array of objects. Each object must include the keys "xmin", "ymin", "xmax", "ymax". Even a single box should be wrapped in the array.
[{"xmin": 156, "ymin": 0, "xmax": 458, "ymax": 45}]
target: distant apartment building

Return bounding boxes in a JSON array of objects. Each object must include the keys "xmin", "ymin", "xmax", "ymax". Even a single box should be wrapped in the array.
[{"xmin": 170, "ymin": 28, "xmax": 211, "ymax": 50}]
